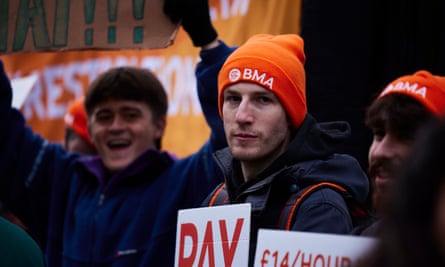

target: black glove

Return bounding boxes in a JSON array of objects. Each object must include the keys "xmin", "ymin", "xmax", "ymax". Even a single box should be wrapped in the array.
[{"xmin": 164, "ymin": 0, "xmax": 217, "ymax": 47}]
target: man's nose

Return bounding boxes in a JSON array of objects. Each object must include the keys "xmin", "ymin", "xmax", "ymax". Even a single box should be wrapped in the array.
[
  {"xmin": 371, "ymin": 136, "xmax": 395, "ymax": 160},
  {"xmin": 109, "ymin": 115, "xmax": 125, "ymax": 130},
  {"xmin": 235, "ymin": 99, "xmax": 254, "ymax": 123}
]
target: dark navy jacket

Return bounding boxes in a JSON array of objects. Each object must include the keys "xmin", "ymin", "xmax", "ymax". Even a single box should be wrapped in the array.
[
  {"xmin": 0, "ymin": 42, "xmax": 236, "ymax": 267},
  {"xmin": 207, "ymin": 115, "xmax": 370, "ymax": 266}
]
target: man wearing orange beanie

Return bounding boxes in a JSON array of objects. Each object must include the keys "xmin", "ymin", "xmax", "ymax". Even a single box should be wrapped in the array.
[
  {"xmin": 203, "ymin": 33, "xmax": 371, "ymax": 265},
  {"xmin": 64, "ymin": 97, "xmax": 97, "ymax": 155},
  {"xmin": 363, "ymin": 70, "xmax": 445, "ymax": 236}
]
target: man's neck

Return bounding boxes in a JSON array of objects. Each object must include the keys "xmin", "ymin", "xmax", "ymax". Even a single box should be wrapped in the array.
[
  {"xmin": 240, "ymin": 155, "xmax": 279, "ymax": 182},
  {"xmin": 241, "ymin": 163, "xmax": 265, "ymax": 182}
]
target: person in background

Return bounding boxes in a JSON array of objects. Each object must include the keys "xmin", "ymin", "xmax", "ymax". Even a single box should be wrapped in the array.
[
  {"xmin": 0, "ymin": 0, "xmax": 232, "ymax": 265},
  {"xmin": 360, "ymin": 118, "xmax": 445, "ymax": 267},
  {"xmin": 63, "ymin": 97, "xmax": 96, "ymax": 155},
  {"xmin": 0, "ymin": 216, "xmax": 46, "ymax": 267},
  {"xmin": 200, "ymin": 32, "xmax": 370, "ymax": 265},
  {"xmin": 363, "ymin": 70, "xmax": 445, "ymax": 235}
]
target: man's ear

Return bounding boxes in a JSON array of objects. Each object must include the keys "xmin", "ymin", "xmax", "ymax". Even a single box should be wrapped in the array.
[{"xmin": 155, "ymin": 115, "xmax": 167, "ymax": 139}]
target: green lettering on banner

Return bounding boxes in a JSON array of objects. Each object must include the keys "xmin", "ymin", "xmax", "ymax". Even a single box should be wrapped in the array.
[
  {"xmin": 133, "ymin": 0, "xmax": 145, "ymax": 43},
  {"xmin": 84, "ymin": 0, "xmax": 95, "ymax": 45},
  {"xmin": 53, "ymin": 0, "xmax": 70, "ymax": 47},
  {"xmin": 107, "ymin": 0, "xmax": 117, "ymax": 43},
  {"xmin": 0, "ymin": 0, "xmax": 8, "ymax": 52},
  {"xmin": 13, "ymin": 0, "xmax": 51, "ymax": 52}
]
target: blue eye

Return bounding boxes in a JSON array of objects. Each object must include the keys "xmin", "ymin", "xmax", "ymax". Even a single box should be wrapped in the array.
[{"xmin": 225, "ymin": 95, "xmax": 241, "ymax": 103}]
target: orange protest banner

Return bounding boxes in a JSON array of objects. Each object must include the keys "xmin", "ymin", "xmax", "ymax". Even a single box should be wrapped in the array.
[{"xmin": 1, "ymin": 0, "xmax": 302, "ymax": 157}]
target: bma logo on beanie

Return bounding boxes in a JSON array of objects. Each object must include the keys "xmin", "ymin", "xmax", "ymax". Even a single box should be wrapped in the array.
[
  {"xmin": 381, "ymin": 82, "xmax": 427, "ymax": 98},
  {"xmin": 218, "ymin": 33, "xmax": 307, "ymax": 129},
  {"xmin": 379, "ymin": 70, "xmax": 445, "ymax": 116},
  {"xmin": 228, "ymin": 68, "xmax": 274, "ymax": 90},
  {"xmin": 228, "ymin": 68, "xmax": 241, "ymax": 82}
]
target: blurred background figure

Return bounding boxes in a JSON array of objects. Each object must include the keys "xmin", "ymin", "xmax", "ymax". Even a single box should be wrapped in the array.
[
  {"xmin": 364, "ymin": 70, "xmax": 445, "ymax": 234},
  {"xmin": 361, "ymin": 118, "xmax": 445, "ymax": 267},
  {"xmin": 0, "ymin": 216, "xmax": 46, "ymax": 267},
  {"xmin": 63, "ymin": 97, "xmax": 96, "ymax": 155}
]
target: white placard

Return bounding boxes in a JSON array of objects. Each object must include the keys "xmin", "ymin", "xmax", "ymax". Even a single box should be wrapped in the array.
[
  {"xmin": 254, "ymin": 229, "xmax": 378, "ymax": 267},
  {"xmin": 10, "ymin": 74, "xmax": 38, "ymax": 109},
  {"xmin": 175, "ymin": 203, "xmax": 251, "ymax": 267}
]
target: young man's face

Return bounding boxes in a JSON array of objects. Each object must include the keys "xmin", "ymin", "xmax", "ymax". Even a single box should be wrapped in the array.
[
  {"xmin": 368, "ymin": 126, "xmax": 414, "ymax": 209},
  {"xmin": 222, "ymin": 82, "xmax": 291, "ymax": 165},
  {"xmin": 88, "ymin": 99, "xmax": 165, "ymax": 174}
]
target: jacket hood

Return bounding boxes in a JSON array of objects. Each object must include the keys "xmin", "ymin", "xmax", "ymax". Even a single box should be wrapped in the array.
[
  {"xmin": 247, "ymin": 114, "xmax": 351, "ymax": 180},
  {"xmin": 285, "ymin": 114, "xmax": 351, "ymax": 163},
  {"xmin": 276, "ymin": 114, "xmax": 369, "ymax": 204}
]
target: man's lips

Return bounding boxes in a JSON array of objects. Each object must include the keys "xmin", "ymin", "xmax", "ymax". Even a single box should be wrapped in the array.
[
  {"xmin": 233, "ymin": 133, "xmax": 256, "ymax": 142},
  {"xmin": 374, "ymin": 176, "xmax": 393, "ymax": 193},
  {"xmin": 368, "ymin": 160, "xmax": 397, "ymax": 192}
]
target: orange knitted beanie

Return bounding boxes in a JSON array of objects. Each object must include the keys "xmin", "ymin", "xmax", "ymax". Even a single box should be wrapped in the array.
[
  {"xmin": 379, "ymin": 70, "xmax": 445, "ymax": 116},
  {"xmin": 218, "ymin": 34, "xmax": 307, "ymax": 129}
]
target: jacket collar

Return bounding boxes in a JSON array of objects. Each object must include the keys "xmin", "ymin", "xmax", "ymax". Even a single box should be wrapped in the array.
[{"xmin": 77, "ymin": 149, "xmax": 175, "ymax": 192}]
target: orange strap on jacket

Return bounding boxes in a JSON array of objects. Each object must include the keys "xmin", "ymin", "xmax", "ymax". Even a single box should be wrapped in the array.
[
  {"xmin": 208, "ymin": 183, "xmax": 229, "ymax": 206},
  {"xmin": 280, "ymin": 182, "xmax": 347, "ymax": 230}
]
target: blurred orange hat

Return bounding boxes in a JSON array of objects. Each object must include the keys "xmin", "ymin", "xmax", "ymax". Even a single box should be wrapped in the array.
[
  {"xmin": 379, "ymin": 70, "xmax": 445, "ymax": 116},
  {"xmin": 64, "ymin": 97, "xmax": 94, "ymax": 147},
  {"xmin": 218, "ymin": 33, "xmax": 307, "ymax": 129}
]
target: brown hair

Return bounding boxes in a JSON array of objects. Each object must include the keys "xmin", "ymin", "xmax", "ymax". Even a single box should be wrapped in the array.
[{"xmin": 366, "ymin": 94, "xmax": 435, "ymax": 141}]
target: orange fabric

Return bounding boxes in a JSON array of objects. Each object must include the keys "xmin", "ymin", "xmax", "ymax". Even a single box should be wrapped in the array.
[
  {"xmin": 218, "ymin": 34, "xmax": 306, "ymax": 129},
  {"xmin": 379, "ymin": 70, "xmax": 445, "ymax": 116},
  {"xmin": 64, "ymin": 97, "xmax": 94, "ymax": 147}
]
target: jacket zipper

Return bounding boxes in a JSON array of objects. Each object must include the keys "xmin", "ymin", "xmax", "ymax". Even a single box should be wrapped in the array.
[
  {"xmin": 90, "ymin": 193, "xmax": 105, "ymax": 264},
  {"xmin": 98, "ymin": 193, "xmax": 105, "ymax": 206}
]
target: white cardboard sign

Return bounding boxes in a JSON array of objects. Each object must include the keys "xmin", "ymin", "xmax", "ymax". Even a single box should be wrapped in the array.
[
  {"xmin": 254, "ymin": 230, "xmax": 378, "ymax": 267},
  {"xmin": 175, "ymin": 203, "xmax": 251, "ymax": 267}
]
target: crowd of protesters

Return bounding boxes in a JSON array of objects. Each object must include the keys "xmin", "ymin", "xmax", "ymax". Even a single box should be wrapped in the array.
[{"xmin": 1, "ymin": 0, "xmax": 445, "ymax": 266}]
